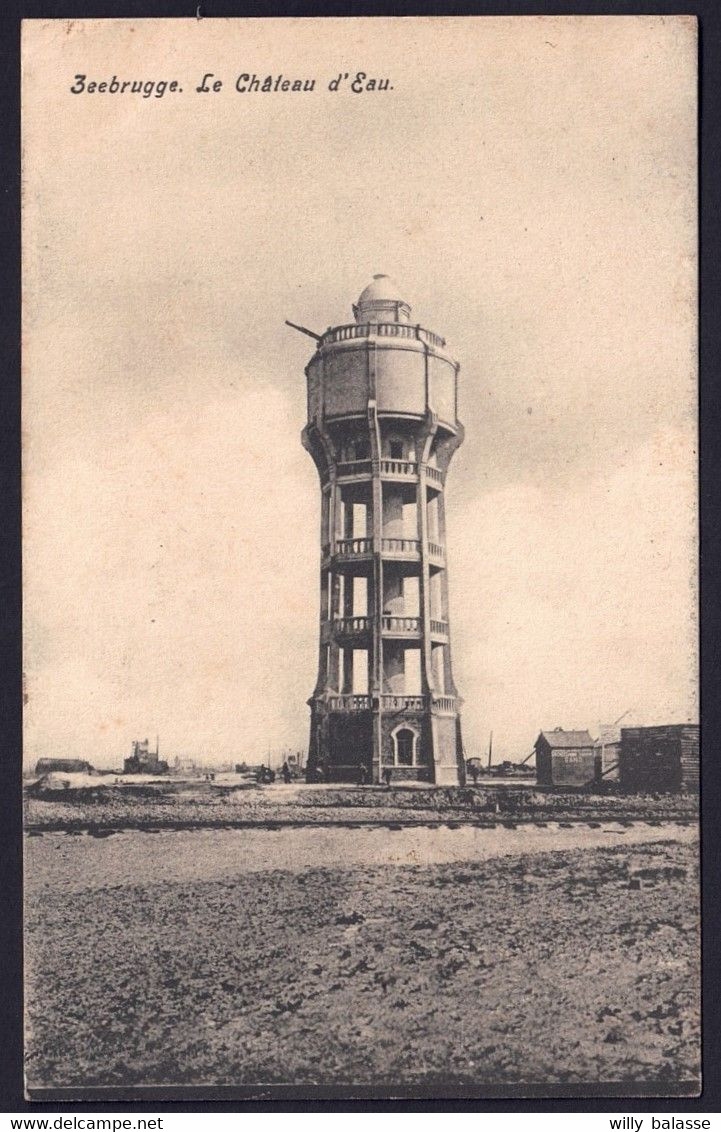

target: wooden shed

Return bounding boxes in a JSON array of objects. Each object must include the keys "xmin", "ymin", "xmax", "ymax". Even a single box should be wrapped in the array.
[
  {"xmin": 534, "ymin": 729, "xmax": 595, "ymax": 788},
  {"xmin": 619, "ymin": 724, "xmax": 699, "ymax": 794},
  {"xmin": 594, "ymin": 725, "xmax": 622, "ymax": 784}
]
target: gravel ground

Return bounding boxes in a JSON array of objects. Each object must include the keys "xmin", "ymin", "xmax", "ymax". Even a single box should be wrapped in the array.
[{"xmin": 25, "ymin": 835, "xmax": 699, "ymax": 1094}]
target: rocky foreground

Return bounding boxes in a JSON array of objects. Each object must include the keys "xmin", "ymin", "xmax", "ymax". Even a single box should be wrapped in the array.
[{"xmin": 25, "ymin": 835, "xmax": 699, "ymax": 1095}]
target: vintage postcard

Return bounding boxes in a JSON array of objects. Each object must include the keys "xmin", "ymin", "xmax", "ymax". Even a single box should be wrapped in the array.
[{"xmin": 22, "ymin": 16, "xmax": 698, "ymax": 1098}]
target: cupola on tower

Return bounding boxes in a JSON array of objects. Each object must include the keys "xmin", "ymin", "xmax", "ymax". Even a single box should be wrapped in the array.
[{"xmin": 299, "ymin": 275, "xmax": 465, "ymax": 785}]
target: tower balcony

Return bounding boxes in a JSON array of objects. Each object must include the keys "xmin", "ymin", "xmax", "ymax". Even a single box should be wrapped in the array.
[
  {"xmin": 323, "ymin": 615, "xmax": 447, "ymax": 641},
  {"xmin": 320, "ymin": 692, "xmax": 457, "ymax": 714},
  {"xmin": 331, "ymin": 615, "xmax": 371, "ymax": 640},
  {"xmin": 323, "ymin": 537, "xmax": 374, "ymax": 568},
  {"xmin": 324, "ymin": 459, "xmax": 444, "ymax": 489},
  {"xmin": 320, "ymin": 321, "xmax": 446, "ymax": 351},
  {"xmin": 323, "ymin": 537, "xmax": 443, "ymax": 569},
  {"xmin": 430, "ymin": 695, "xmax": 458, "ymax": 715},
  {"xmin": 381, "ymin": 537, "xmax": 421, "ymax": 561},
  {"xmin": 380, "ymin": 458, "xmax": 417, "ymax": 482},
  {"xmin": 428, "ymin": 542, "xmax": 445, "ymax": 566},
  {"xmin": 430, "ymin": 619, "xmax": 449, "ymax": 642},
  {"xmin": 381, "ymin": 614, "xmax": 420, "ymax": 638},
  {"xmin": 326, "ymin": 693, "xmax": 428, "ymax": 713},
  {"xmin": 336, "ymin": 536, "xmax": 373, "ymax": 559},
  {"xmin": 327, "ymin": 693, "xmax": 372, "ymax": 712},
  {"xmin": 379, "ymin": 693, "xmax": 427, "ymax": 711},
  {"xmin": 336, "ymin": 458, "xmax": 372, "ymax": 481}
]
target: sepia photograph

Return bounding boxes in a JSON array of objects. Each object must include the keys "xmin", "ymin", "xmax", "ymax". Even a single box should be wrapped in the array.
[{"xmin": 21, "ymin": 15, "xmax": 698, "ymax": 1099}]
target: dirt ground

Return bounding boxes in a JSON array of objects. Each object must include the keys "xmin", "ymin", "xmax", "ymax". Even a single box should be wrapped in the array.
[
  {"xmin": 24, "ymin": 782, "xmax": 699, "ymax": 832},
  {"xmin": 25, "ymin": 835, "xmax": 699, "ymax": 1095}
]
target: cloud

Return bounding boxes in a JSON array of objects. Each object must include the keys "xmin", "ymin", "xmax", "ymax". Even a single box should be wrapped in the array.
[
  {"xmin": 23, "ymin": 16, "xmax": 697, "ymax": 766},
  {"xmin": 451, "ymin": 425, "xmax": 697, "ymax": 757}
]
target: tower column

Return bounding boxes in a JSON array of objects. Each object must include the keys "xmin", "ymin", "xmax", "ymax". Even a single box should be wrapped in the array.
[
  {"xmin": 416, "ymin": 413, "xmax": 438, "ymax": 699},
  {"xmin": 367, "ymin": 398, "xmax": 384, "ymax": 784}
]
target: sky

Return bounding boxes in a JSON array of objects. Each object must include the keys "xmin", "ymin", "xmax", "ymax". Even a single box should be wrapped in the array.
[{"xmin": 22, "ymin": 16, "xmax": 697, "ymax": 765}]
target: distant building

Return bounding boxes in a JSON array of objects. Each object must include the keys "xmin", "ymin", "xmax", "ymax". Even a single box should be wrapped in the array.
[
  {"xmin": 35, "ymin": 757, "xmax": 93, "ymax": 776},
  {"xmin": 619, "ymin": 725, "xmax": 699, "ymax": 794},
  {"xmin": 173, "ymin": 756, "xmax": 199, "ymax": 775},
  {"xmin": 473, "ymin": 758, "xmax": 534, "ymax": 779},
  {"xmin": 123, "ymin": 738, "xmax": 169, "ymax": 776},
  {"xmin": 534, "ymin": 728, "xmax": 595, "ymax": 788},
  {"xmin": 496, "ymin": 760, "xmax": 535, "ymax": 778}
]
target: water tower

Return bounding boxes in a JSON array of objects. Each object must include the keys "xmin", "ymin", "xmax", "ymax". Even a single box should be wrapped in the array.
[{"xmin": 297, "ymin": 275, "xmax": 465, "ymax": 785}]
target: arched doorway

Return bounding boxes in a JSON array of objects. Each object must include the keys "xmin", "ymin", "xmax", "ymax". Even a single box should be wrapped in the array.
[{"xmin": 393, "ymin": 726, "xmax": 417, "ymax": 767}]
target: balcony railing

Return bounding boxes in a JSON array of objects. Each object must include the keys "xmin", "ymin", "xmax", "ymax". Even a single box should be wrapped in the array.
[
  {"xmin": 324, "ymin": 323, "xmax": 370, "ymax": 343},
  {"xmin": 327, "ymin": 458, "xmax": 442, "ymax": 483},
  {"xmin": 328, "ymin": 538, "xmax": 441, "ymax": 560},
  {"xmin": 328, "ymin": 694, "xmax": 371, "ymax": 711},
  {"xmin": 336, "ymin": 459, "xmax": 372, "ymax": 478},
  {"xmin": 381, "ymin": 537, "xmax": 420, "ymax": 556},
  {"xmin": 326, "ymin": 694, "xmax": 427, "ymax": 713},
  {"xmin": 321, "ymin": 322, "xmax": 446, "ymax": 350},
  {"xmin": 382, "ymin": 615, "xmax": 420, "ymax": 634},
  {"xmin": 431, "ymin": 695, "xmax": 457, "ymax": 714},
  {"xmin": 335, "ymin": 537, "xmax": 372, "ymax": 556},
  {"xmin": 381, "ymin": 694, "xmax": 426, "ymax": 711},
  {"xmin": 430, "ymin": 619, "xmax": 449, "ymax": 637},
  {"xmin": 333, "ymin": 616, "xmax": 371, "ymax": 636},
  {"xmin": 380, "ymin": 458, "xmax": 417, "ymax": 478}
]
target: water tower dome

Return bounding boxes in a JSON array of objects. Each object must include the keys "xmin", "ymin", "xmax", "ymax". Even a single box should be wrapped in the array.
[{"xmin": 353, "ymin": 274, "xmax": 412, "ymax": 324}]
